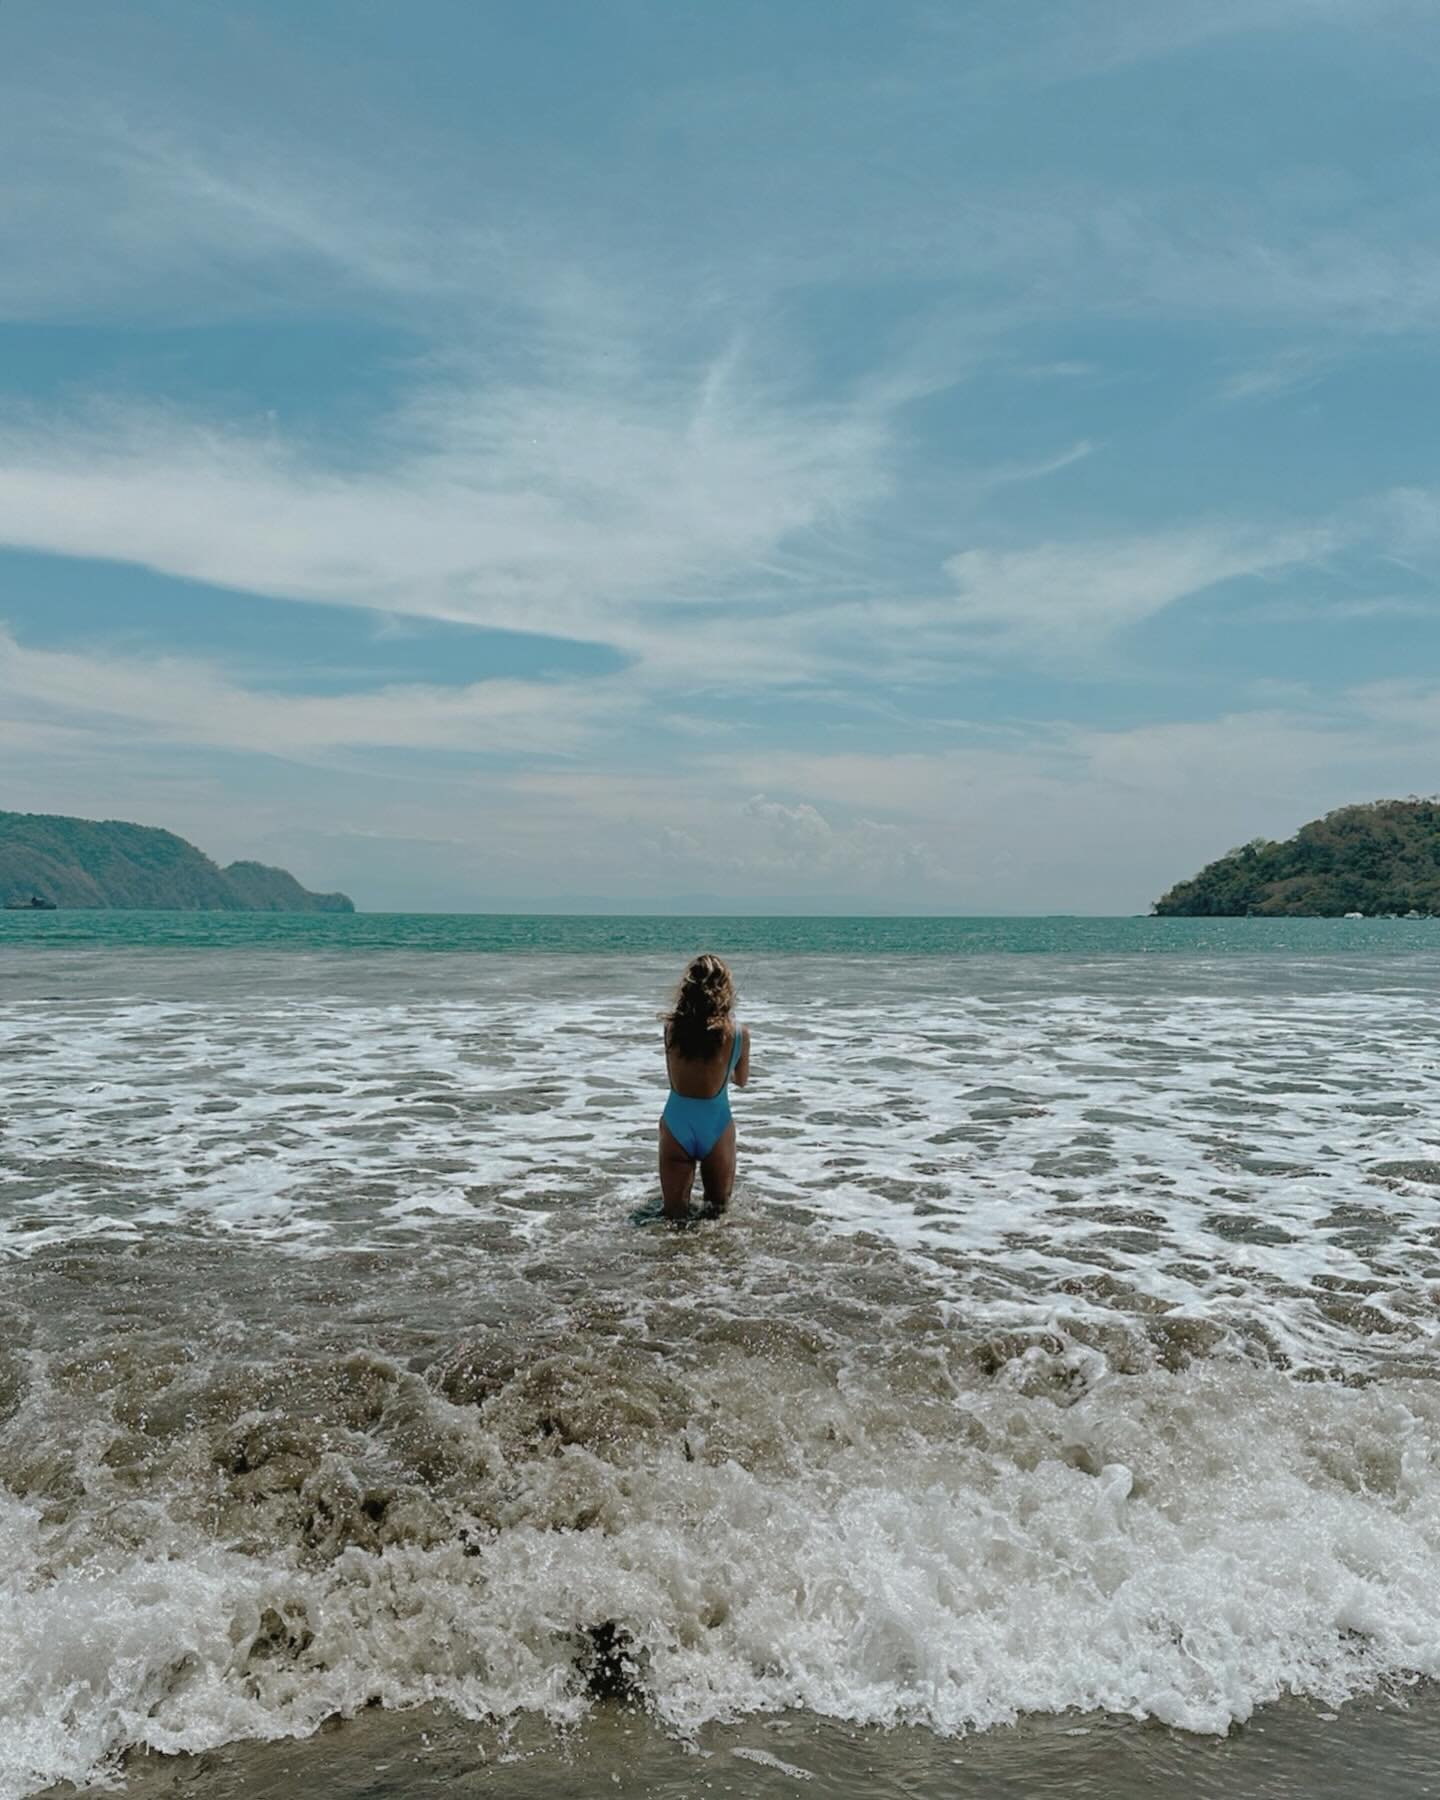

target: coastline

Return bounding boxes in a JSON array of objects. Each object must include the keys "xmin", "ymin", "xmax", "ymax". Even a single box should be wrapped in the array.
[{"xmin": 49, "ymin": 1688, "xmax": 1440, "ymax": 1800}]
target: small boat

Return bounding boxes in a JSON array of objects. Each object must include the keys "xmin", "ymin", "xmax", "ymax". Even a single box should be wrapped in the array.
[
  {"xmin": 2, "ymin": 894, "xmax": 57, "ymax": 911},
  {"xmin": 1343, "ymin": 911, "xmax": 1364, "ymax": 919}
]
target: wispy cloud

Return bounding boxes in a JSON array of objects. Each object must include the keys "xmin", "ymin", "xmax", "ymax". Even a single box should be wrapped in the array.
[
  {"xmin": 0, "ymin": 338, "xmax": 894, "ymax": 651},
  {"xmin": 970, "ymin": 439, "xmax": 1098, "ymax": 492},
  {"xmin": 934, "ymin": 525, "xmax": 1332, "ymax": 657},
  {"xmin": 5, "ymin": 0, "xmax": 1440, "ymax": 906},
  {"xmin": 0, "ymin": 96, "xmax": 467, "ymax": 323},
  {"xmin": 1217, "ymin": 347, "xmax": 1334, "ymax": 404},
  {"xmin": 10, "ymin": 23, "xmax": 1440, "ymax": 347},
  {"xmin": 966, "ymin": 0, "xmax": 1432, "ymax": 87},
  {"xmin": 2, "ymin": 375, "xmax": 1416, "ymax": 719},
  {"xmin": 0, "ymin": 627, "xmax": 616, "ymax": 757},
  {"xmin": 713, "ymin": 684, "xmax": 1440, "ymax": 908}
]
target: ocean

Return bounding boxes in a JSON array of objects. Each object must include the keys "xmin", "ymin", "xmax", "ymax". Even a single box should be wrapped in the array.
[{"xmin": 2, "ymin": 913, "xmax": 1438, "ymax": 1798}]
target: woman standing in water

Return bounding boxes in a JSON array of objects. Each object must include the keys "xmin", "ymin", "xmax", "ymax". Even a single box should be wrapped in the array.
[{"xmin": 659, "ymin": 953, "xmax": 750, "ymax": 1219}]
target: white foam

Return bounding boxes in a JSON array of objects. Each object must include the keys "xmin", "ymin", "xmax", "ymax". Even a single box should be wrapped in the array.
[
  {"xmin": 4, "ymin": 951, "xmax": 1440, "ymax": 1794},
  {"xmin": 732, "ymin": 1746, "xmax": 815, "ymax": 1777},
  {"xmin": 1, "ymin": 1363, "xmax": 1437, "ymax": 1797},
  {"xmin": 3, "ymin": 957, "xmax": 1438, "ymax": 1367}
]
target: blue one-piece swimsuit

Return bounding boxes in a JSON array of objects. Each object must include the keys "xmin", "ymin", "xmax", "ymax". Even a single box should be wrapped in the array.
[{"xmin": 662, "ymin": 1022, "xmax": 743, "ymax": 1160}]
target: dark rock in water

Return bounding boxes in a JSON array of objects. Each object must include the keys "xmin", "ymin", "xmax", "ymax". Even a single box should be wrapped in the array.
[
  {"xmin": 0, "ymin": 810, "xmax": 355, "ymax": 911},
  {"xmin": 579, "ymin": 1622, "xmax": 644, "ymax": 1701}
]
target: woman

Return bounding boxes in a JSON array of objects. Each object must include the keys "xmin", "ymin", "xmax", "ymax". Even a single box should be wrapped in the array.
[{"xmin": 659, "ymin": 953, "xmax": 750, "ymax": 1218}]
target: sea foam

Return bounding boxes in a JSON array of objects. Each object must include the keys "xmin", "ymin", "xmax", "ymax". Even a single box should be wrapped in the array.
[{"xmin": 2, "ymin": 949, "xmax": 1439, "ymax": 1795}]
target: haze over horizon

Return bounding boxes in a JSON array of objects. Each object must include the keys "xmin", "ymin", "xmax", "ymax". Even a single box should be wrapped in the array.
[{"xmin": 3, "ymin": 1, "xmax": 1439, "ymax": 913}]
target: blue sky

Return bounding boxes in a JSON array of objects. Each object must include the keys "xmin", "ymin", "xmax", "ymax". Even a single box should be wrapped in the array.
[{"xmin": 3, "ymin": 0, "xmax": 1440, "ymax": 911}]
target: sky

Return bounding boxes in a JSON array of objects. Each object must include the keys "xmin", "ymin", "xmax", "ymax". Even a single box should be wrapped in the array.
[{"xmin": 3, "ymin": 0, "xmax": 1440, "ymax": 913}]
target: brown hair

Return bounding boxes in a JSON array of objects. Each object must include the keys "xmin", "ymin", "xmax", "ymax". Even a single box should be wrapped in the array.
[{"xmin": 664, "ymin": 953, "xmax": 735, "ymax": 1060}]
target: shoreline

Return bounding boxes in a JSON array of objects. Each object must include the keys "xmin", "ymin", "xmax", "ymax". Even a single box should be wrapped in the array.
[{"xmin": 46, "ymin": 1687, "xmax": 1440, "ymax": 1800}]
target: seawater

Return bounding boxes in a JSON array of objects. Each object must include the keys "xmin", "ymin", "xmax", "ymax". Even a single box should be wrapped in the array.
[
  {"xmin": 2, "ymin": 915, "xmax": 1439, "ymax": 1798},
  {"xmin": 5, "ymin": 909, "xmax": 1440, "ymax": 954}
]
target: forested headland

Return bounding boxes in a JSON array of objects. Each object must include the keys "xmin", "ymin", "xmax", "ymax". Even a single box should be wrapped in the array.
[
  {"xmin": 0, "ymin": 812, "xmax": 354, "ymax": 911},
  {"xmin": 1154, "ymin": 799, "xmax": 1440, "ymax": 917}
]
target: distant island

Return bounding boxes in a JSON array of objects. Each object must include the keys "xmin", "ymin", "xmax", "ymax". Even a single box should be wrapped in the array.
[
  {"xmin": 1154, "ymin": 798, "xmax": 1440, "ymax": 917},
  {"xmin": 0, "ymin": 812, "xmax": 354, "ymax": 912}
]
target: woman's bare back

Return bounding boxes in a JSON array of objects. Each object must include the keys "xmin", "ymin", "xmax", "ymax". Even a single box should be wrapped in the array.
[{"xmin": 664, "ymin": 1022, "xmax": 750, "ymax": 1098}]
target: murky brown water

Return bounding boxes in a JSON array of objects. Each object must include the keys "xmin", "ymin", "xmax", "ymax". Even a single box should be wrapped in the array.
[{"xmin": 62, "ymin": 1693, "xmax": 1440, "ymax": 1800}]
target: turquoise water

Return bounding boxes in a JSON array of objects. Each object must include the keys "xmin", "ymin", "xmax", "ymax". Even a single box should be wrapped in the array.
[{"xmin": 3, "ymin": 908, "xmax": 1440, "ymax": 954}]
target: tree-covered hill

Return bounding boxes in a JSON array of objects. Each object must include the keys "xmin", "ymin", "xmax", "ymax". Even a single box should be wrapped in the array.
[
  {"xmin": 0, "ymin": 813, "xmax": 354, "ymax": 911},
  {"xmin": 1154, "ymin": 799, "xmax": 1440, "ymax": 917},
  {"xmin": 220, "ymin": 860, "xmax": 354, "ymax": 912}
]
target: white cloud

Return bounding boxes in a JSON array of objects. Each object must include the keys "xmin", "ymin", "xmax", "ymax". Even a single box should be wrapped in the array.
[
  {"xmin": 3, "ymin": 380, "xmax": 1322, "ymax": 689},
  {"xmin": 0, "ymin": 11, "xmax": 1432, "ymax": 706},
  {"xmin": 0, "ymin": 627, "xmax": 614, "ymax": 757},
  {"xmin": 718, "ymin": 687, "xmax": 1440, "ymax": 910},
  {"xmin": 1347, "ymin": 679, "xmax": 1440, "ymax": 732},
  {"xmin": 742, "ymin": 794, "xmax": 835, "ymax": 858},
  {"xmin": 969, "ymin": 440, "xmax": 1098, "ymax": 493},
  {"xmin": 693, "ymin": 793, "xmax": 948, "ymax": 888},
  {"xmin": 480, "ymin": 771, "xmax": 950, "ymax": 897},
  {"xmin": 938, "ymin": 527, "xmax": 1330, "ymax": 654},
  {"xmin": 11, "ymin": 640, "xmax": 1440, "ymax": 908},
  {"xmin": 0, "ymin": 341, "xmax": 893, "ymax": 656},
  {"xmin": 4, "ymin": 3, "xmax": 1440, "ymax": 910}
]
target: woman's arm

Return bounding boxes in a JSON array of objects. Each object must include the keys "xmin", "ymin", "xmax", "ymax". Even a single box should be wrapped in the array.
[{"xmin": 733, "ymin": 1023, "xmax": 751, "ymax": 1088}]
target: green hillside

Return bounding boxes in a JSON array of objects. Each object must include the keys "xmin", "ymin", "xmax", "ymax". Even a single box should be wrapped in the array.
[
  {"xmin": 1154, "ymin": 799, "xmax": 1440, "ymax": 917},
  {"xmin": 218, "ymin": 860, "xmax": 354, "ymax": 913},
  {"xmin": 0, "ymin": 813, "xmax": 354, "ymax": 912}
]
